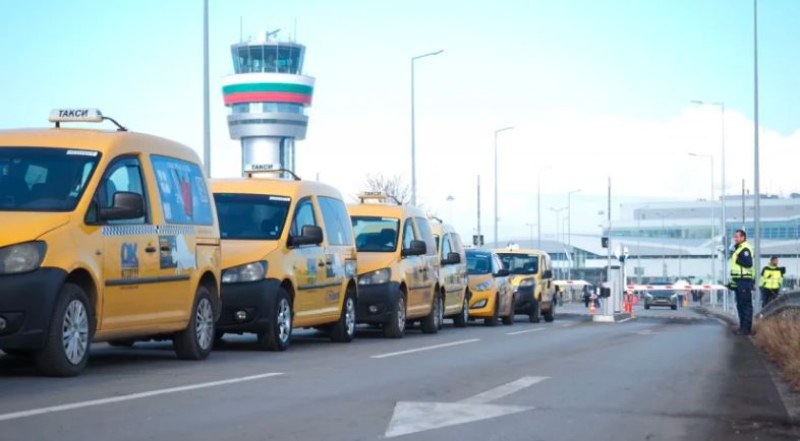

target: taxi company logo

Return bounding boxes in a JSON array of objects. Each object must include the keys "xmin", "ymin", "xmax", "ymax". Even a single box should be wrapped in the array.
[{"xmin": 59, "ymin": 109, "xmax": 90, "ymax": 118}]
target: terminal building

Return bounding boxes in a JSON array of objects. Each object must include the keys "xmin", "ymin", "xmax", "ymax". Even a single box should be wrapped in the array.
[
  {"xmin": 508, "ymin": 195, "xmax": 800, "ymax": 286},
  {"xmin": 221, "ymin": 30, "xmax": 314, "ymax": 175}
]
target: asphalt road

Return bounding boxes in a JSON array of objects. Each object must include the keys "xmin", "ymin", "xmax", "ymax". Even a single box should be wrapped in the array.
[{"xmin": 0, "ymin": 304, "xmax": 797, "ymax": 441}]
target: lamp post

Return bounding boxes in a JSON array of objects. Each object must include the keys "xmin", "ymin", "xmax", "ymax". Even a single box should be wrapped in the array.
[
  {"xmin": 550, "ymin": 206, "xmax": 567, "ymax": 278},
  {"xmin": 567, "ymin": 189, "xmax": 581, "ymax": 280},
  {"xmin": 493, "ymin": 126, "xmax": 514, "ymax": 247},
  {"xmin": 410, "ymin": 49, "xmax": 444, "ymax": 206},
  {"xmin": 753, "ymin": 0, "xmax": 762, "ymax": 293},
  {"xmin": 202, "ymin": 0, "xmax": 210, "ymax": 176},
  {"xmin": 446, "ymin": 195, "xmax": 455, "ymax": 223},
  {"xmin": 691, "ymin": 100, "xmax": 727, "ymax": 284},
  {"xmin": 689, "ymin": 152, "xmax": 716, "ymax": 282},
  {"xmin": 526, "ymin": 222, "xmax": 536, "ymax": 245}
]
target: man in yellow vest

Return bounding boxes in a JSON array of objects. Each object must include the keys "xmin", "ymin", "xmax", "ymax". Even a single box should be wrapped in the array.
[
  {"xmin": 729, "ymin": 229, "xmax": 755, "ymax": 335},
  {"xmin": 759, "ymin": 256, "xmax": 785, "ymax": 308}
]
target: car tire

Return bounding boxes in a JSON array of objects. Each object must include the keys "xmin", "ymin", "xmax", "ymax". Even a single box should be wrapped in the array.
[
  {"xmin": 421, "ymin": 293, "xmax": 442, "ymax": 334},
  {"xmin": 502, "ymin": 299, "xmax": 515, "ymax": 326},
  {"xmin": 34, "ymin": 283, "xmax": 93, "ymax": 377},
  {"xmin": 383, "ymin": 295, "xmax": 406, "ymax": 338},
  {"xmin": 173, "ymin": 285, "xmax": 215, "ymax": 360},
  {"xmin": 529, "ymin": 298, "xmax": 541, "ymax": 323},
  {"xmin": 645, "ymin": 304, "xmax": 651, "ymax": 310},
  {"xmin": 257, "ymin": 288, "xmax": 292, "ymax": 351},
  {"xmin": 330, "ymin": 290, "xmax": 357, "ymax": 343},
  {"xmin": 453, "ymin": 296, "xmax": 469, "ymax": 328},
  {"xmin": 543, "ymin": 300, "xmax": 555, "ymax": 323},
  {"xmin": 485, "ymin": 295, "xmax": 499, "ymax": 327}
]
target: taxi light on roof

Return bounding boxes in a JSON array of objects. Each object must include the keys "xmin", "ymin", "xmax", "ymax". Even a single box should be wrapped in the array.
[
  {"xmin": 358, "ymin": 191, "xmax": 389, "ymax": 203},
  {"xmin": 49, "ymin": 108, "xmax": 103, "ymax": 123}
]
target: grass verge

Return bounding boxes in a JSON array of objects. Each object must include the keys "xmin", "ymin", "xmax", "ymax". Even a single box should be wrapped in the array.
[{"xmin": 754, "ymin": 310, "xmax": 800, "ymax": 391}]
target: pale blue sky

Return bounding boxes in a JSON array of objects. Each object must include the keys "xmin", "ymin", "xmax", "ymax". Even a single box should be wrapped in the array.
[{"xmin": 1, "ymin": 1, "xmax": 798, "ymax": 241}]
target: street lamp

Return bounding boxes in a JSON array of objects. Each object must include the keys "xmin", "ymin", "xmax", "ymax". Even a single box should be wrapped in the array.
[
  {"xmin": 202, "ymin": 0, "xmax": 210, "ymax": 176},
  {"xmin": 410, "ymin": 49, "xmax": 444, "ymax": 206},
  {"xmin": 691, "ymin": 99, "xmax": 726, "ymax": 284},
  {"xmin": 446, "ymin": 195, "xmax": 455, "ymax": 223},
  {"xmin": 493, "ymin": 126, "xmax": 514, "ymax": 247},
  {"xmin": 550, "ymin": 206, "xmax": 567, "ymax": 278},
  {"xmin": 567, "ymin": 189, "xmax": 581, "ymax": 280},
  {"xmin": 689, "ymin": 152, "xmax": 717, "ymax": 282}
]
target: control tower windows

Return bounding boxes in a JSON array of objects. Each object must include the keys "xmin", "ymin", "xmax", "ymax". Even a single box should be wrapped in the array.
[
  {"xmin": 232, "ymin": 44, "xmax": 304, "ymax": 74},
  {"xmin": 231, "ymin": 103, "xmax": 305, "ymax": 115}
]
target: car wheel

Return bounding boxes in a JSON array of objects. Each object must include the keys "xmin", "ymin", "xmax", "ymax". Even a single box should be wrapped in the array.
[
  {"xmin": 173, "ymin": 285, "xmax": 215, "ymax": 360},
  {"xmin": 485, "ymin": 295, "xmax": 499, "ymax": 327},
  {"xmin": 383, "ymin": 295, "xmax": 406, "ymax": 338},
  {"xmin": 257, "ymin": 288, "xmax": 293, "ymax": 351},
  {"xmin": 529, "ymin": 298, "xmax": 541, "ymax": 323},
  {"xmin": 34, "ymin": 283, "xmax": 93, "ymax": 377},
  {"xmin": 645, "ymin": 304, "xmax": 651, "ymax": 310},
  {"xmin": 453, "ymin": 296, "xmax": 469, "ymax": 328},
  {"xmin": 421, "ymin": 293, "xmax": 442, "ymax": 334},
  {"xmin": 543, "ymin": 300, "xmax": 555, "ymax": 323},
  {"xmin": 331, "ymin": 290, "xmax": 357, "ymax": 343}
]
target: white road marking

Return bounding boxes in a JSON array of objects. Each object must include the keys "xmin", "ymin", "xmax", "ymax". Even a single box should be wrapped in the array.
[
  {"xmin": 460, "ymin": 376, "xmax": 549, "ymax": 404},
  {"xmin": 0, "ymin": 372, "xmax": 283, "ymax": 422},
  {"xmin": 617, "ymin": 317, "xmax": 634, "ymax": 324},
  {"xmin": 506, "ymin": 328, "xmax": 546, "ymax": 336},
  {"xmin": 385, "ymin": 376, "xmax": 548, "ymax": 438},
  {"xmin": 371, "ymin": 338, "xmax": 480, "ymax": 359},
  {"xmin": 559, "ymin": 323, "xmax": 575, "ymax": 328}
]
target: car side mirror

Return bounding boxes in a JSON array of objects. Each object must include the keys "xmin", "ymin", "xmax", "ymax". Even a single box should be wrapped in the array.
[
  {"xmin": 99, "ymin": 191, "xmax": 144, "ymax": 221},
  {"xmin": 442, "ymin": 252, "xmax": 461, "ymax": 265},
  {"xmin": 291, "ymin": 225, "xmax": 324, "ymax": 246},
  {"xmin": 543, "ymin": 269, "xmax": 553, "ymax": 279},
  {"xmin": 402, "ymin": 240, "xmax": 426, "ymax": 257},
  {"xmin": 495, "ymin": 268, "xmax": 510, "ymax": 277}
]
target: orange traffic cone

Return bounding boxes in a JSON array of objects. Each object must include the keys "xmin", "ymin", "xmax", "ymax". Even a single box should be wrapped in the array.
[{"xmin": 589, "ymin": 300, "xmax": 596, "ymax": 315}]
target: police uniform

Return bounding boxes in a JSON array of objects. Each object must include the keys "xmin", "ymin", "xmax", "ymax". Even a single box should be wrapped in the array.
[
  {"xmin": 759, "ymin": 263, "xmax": 784, "ymax": 308},
  {"xmin": 729, "ymin": 241, "xmax": 754, "ymax": 334}
]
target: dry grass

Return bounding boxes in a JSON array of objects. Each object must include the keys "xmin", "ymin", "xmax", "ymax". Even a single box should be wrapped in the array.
[{"xmin": 754, "ymin": 310, "xmax": 800, "ymax": 391}]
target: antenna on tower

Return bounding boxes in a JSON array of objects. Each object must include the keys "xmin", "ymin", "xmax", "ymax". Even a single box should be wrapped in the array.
[
  {"xmin": 239, "ymin": 16, "xmax": 243, "ymax": 42},
  {"xmin": 293, "ymin": 18, "xmax": 297, "ymax": 42}
]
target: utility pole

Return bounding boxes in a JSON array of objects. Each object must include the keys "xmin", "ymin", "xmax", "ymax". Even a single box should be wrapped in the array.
[
  {"xmin": 537, "ymin": 175, "xmax": 542, "ymax": 250},
  {"xmin": 202, "ymin": 0, "xmax": 211, "ymax": 176},
  {"xmin": 476, "ymin": 175, "xmax": 481, "ymax": 243},
  {"xmin": 753, "ymin": 0, "xmax": 762, "ymax": 292}
]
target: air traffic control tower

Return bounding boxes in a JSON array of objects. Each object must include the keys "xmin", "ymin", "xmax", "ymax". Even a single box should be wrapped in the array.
[{"xmin": 222, "ymin": 30, "xmax": 314, "ymax": 175}]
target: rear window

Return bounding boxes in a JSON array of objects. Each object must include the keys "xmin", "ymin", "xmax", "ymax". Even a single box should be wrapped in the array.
[
  {"xmin": 467, "ymin": 252, "xmax": 492, "ymax": 275},
  {"xmin": 214, "ymin": 193, "xmax": 291, "ymax": 240},
  {"xmin": 151, "ymin": 155, "xmax": 213, "ymax": 225}
]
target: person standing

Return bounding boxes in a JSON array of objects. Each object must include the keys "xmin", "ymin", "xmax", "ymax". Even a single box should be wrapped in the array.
[
  {"xmin": 729, "ymin": 229, "xmax": 755, "ymax": 336},
  {"xmin": 759, "ymin": 256, "xmax": 785, "ymax": 308}
]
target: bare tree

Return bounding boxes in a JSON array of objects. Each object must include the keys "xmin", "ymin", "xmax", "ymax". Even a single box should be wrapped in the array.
[{"xmin": 363, "ymin": 174, "xmax": 411, "ymax": 205}]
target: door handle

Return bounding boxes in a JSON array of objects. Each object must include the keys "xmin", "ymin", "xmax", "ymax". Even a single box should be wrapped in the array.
[
  {"xmin": 145, "ymin": 246, "xmax": 157, "ymax": 254},
  {"xmin": 160, "ymin": 245, "xmax": 171, "ymax": 252},
  {"xmin": 318, "ymin": 262, "xmax": 326, "ymax": 268}
]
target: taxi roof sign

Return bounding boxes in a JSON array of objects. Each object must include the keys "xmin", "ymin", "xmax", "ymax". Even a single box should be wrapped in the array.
[
  {"xmin": 358, "ymin": 191, "xmax": 389, "ymax": 203},
  {"xmin": 49, "ymin": 108, "xmax": 128, "ymax": 131},
  {"xmin": 49, "ymin": 109, "xmax": 103, "ymax": 123}
]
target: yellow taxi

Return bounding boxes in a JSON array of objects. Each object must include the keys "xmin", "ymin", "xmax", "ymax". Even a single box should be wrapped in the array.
[
  {"xmin": 496, "ymin": 246, "xmax": 556, "ymax": 323},
  {"xmin": 465, "ymin": 249, "xmax": 515, "ymax": 326},
  {"xmin": 348, "ymin": 193, "xmax": 441, "ymax": 338},
  {"xmin": 0, "ymin": 109, "xmax": 221, "ymax": 376},
  {"xmin": 211, "ymin": 172, "xmax": 358, "ymax": 350},
  {"xmin": 431, "ymin": 219, "xmax": 469, "ymax": 327}
]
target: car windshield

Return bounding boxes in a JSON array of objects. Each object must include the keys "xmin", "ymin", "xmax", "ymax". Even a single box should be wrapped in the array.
[
  {"xmin": 0, "ymin": 147, "xmax": 100, "ymax": 212},
  {"xmin": 214, "ymin": 193, "xmax": 290, "ymax": 240},
  {"xmin": 467, "ymin": 252, "xmax": 492, "ymax": 275},
  {"xmin": 352, "ymin": 216, "xmax": 399, "ymax": 252},
  {"xmin": 497, "ymin": 253, "xmax": 539, "ymax": 275}
]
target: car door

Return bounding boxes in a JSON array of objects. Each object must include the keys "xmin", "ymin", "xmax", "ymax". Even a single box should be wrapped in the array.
[
  {"xmin": 92, "ymin": 156, "xmax": 161, "ymax": 330},
  {"xmin": 440, "ymin": 233, "xmax": 460, "ymax": 315},
  {"xmin": 493, "ymin": 254, "xmax": 513, "ymax": 316},
  {"xmin": 289, "ymin": 196, "xmax": 328, "ymax": 326},
  {"xmin": 401, "ymin": 218, "xmax": 426, "ymax": 317},
  {"xmin": 317, "ymin": 196, "xmax": 355, "ymax": 321}
]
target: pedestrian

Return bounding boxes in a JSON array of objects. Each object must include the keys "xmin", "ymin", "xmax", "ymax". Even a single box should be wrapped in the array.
[
  {"xmin": 728, "ymin": 229, "xmax": 755, "ymax": 336},
  {"xmin": 582, "ymin": 285, "xmax": 590, "ymax": 308},
  {"xmin": 759, "ymin": 256, "xmax": 785, "ymax": 308}
]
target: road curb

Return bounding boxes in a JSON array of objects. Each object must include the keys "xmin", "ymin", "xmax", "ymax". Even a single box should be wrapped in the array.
[{"xmin": 693, "ymin": 306, "xmax": 737, "ymax": 327}]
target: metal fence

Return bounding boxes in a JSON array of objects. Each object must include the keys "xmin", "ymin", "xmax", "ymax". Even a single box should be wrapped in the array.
[{"xmin": 758, "ymin": 291, "xmax": 800, "ymax": 319}]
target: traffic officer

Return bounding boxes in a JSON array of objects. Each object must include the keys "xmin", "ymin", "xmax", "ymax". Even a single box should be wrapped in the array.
[
  {"xmin": 729, "ymin": 229, "xmax": 755, "ymax": 335},
  {"xmin": 759, "ymin": 256, "xmax": 785, "ymax": 308}
]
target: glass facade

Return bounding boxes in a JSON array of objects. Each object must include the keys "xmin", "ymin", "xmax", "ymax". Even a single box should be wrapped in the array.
[
  {"xmin": 609, "ymin": 220, "xmax": 800, "ymax": 241},
  {"xmin": 232, "ymin": 103, "xmax": 305, "ymax": 115},
  {"xmin": 232, "ymin": 44, "xmax": 303, "ymax": 74}
]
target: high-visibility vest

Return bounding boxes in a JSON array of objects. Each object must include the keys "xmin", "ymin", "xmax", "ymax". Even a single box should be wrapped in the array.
[
  {"xmin": 729, "ymin": 241, "xmax": 755, "ymax": 280},
  {"xmin": 761, "ymin": 265, "xmax": 783, "ymax": 290}
]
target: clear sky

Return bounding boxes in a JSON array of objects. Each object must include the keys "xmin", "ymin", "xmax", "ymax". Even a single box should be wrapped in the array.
[{"xmin": 1, "ymin": 0, "xmax": 798, "ymax": 243}]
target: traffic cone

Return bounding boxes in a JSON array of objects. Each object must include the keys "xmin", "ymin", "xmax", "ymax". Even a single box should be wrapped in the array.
[{"xmin": 589, "ymin": 300, "xmax": 596, "ymax": 315}]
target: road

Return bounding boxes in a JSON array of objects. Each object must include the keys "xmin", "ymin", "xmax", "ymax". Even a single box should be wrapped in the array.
[{"xmin": 0, "ymin": 304, "xmax": 797, "ymax": 441}]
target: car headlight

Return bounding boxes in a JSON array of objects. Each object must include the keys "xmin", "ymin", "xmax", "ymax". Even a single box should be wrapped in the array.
[
  {"xmin": 359, "ymin": 268, "xmax": 391, "ymax": 286},
  {"xmin": 645, "ymin": 293, "xmax": 653, "ymax": 299},
  {"xmin": 222, "ymin": 261, "xmax": 267, "ymax": 284},
  {"xmin": 474, "ymin": 280, "xmax": 493, "ymax": 291},
  {"xmin": 670, "ymin": 294, "xmax": 678, "ymax": 300},
  {"xmin": 0, "ymin": 242, "xmax": 46, "ymax": 275}
]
